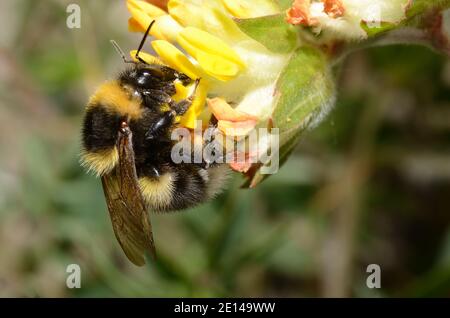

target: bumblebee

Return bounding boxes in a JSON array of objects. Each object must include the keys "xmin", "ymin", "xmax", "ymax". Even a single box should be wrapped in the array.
[{"xmin": 80, "ymin": 22, "xmax": 228, "ymax": 266}]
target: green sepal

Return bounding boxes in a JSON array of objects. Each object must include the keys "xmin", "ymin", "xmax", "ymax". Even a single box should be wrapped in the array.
[
  {"xmin": 235, "ymin": 14, "xmax": 299, "ymax": 54},
  {"xmin": 243, "ymin": 46, "xmax": 336, "ymax": 188}
]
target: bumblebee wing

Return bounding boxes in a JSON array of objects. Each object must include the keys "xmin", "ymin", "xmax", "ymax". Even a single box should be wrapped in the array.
[{"xmin": 101, "ymin": 125, "xmax": 156, "ymax": 266}]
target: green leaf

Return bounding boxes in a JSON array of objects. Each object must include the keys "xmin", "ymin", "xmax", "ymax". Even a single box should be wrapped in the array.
[
  {"xmin": 273, "ymin": 46, "xmax": 335, "ymax": 138},
  {"xmin": 361, "ymin": 21, "xmax": 397, "ymax": 38},
  {"xmin": 406, "ymin": 0, "xmax": 450, "ymax": 19},
  {"xmin": 244, "ymin": 46, "xmax": 336, "ymax": 188},
  {"xmin": 235, "ymin": 14, "xmax": 299, "ymax": 54}
]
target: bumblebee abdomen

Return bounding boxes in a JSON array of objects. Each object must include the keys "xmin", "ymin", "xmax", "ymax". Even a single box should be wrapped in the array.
[{"xmin": 139, "ymin": 164, "xmax": 229, "ymax": 212}]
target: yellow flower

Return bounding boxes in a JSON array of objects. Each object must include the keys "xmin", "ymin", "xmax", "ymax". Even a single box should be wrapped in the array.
[{"xmin": 126, "ymin": 0, "xmax": 287, "ymax": 130}]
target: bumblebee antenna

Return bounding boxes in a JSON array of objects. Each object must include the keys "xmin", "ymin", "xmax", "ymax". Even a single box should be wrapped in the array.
[
  {"xmin": 135, "ymin": 20, "xmax": 156, "ymax": 64},
  {"xmin": 110, "ymin": 20, "xmax": 155, "ymax": 65},
  {"xmin": 110, "ymin": 40, "xmax": 135, "ymax": 64}
]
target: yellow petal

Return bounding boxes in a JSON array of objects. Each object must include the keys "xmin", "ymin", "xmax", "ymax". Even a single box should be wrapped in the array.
[
  {"xmin": 129, "ymin": 50, "xmax": 165, "ymax": 65},
  {"xmin": 176, "ymin": 27, "xmax": 245, "ymax": 81},
  {"xmin": 128, "ymin": 17, "xmax": 144, "ymax": 32},
  {"xmin": 175, "ymin": 37, "xmax": 236, "ymax": 81},
  {"xmin": 179, "ymin": 82, "xmax": 208, "ymax": 129},
  {"xmin": 128, "ymin": 5, "xmax": 181, "ymax": 41},
  {"xmin": 221, "ymin": 0, "xmax": 280, "ymax": 18},
  {"xmin": 128, "ymin": 5, "xmax": 161, "ymax": 37},
  {"xmin": 168, "ymin": 0, "xmax": 204, "ymax": 28},
  {"xmin": 196, "ymin": 107, "xmax": 213, "ymax": 129},
  {"xmin": 172, "ymin": 81, "xmax": 190, "ymax": 101},
  {"xmin": 127, "ymin": 0, "xmax": 167, "ymax": 18},
  {"xmin": 178, "ymin": 27, "xmax": 245, "ymax": 68},
  {"xmin": 168, "ymin": 0, "xmax": 244, "ymax": 41},
  {"xmin": 151, "ymin": 40, "xmax": 202, "ymax": 79},
  {"xmin": 196, "ymin": 51, "xmax": 240, "ymax": 81},
  {"xmin": 153, "ymin": 15, "xmax": 183, "ymax": 42}
]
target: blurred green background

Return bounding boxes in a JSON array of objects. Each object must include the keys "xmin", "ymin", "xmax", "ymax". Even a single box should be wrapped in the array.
[{"xmin": 0, "ymin": 0, "xmax": 449, "ymax": 297}]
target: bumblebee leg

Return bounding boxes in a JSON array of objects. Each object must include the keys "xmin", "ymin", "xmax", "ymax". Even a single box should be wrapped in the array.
[
  {"xmin": 176, "ymin": 73, "xmax": 193, "ymax": 86},
  {"xmin": 170, "ymin": 100, "xmax": 191, "ymax": 116},
  {"xmin": 143, "ymin": 78, "xmax": 199, "ymax": 138},
  {"xmin": 142, "ymin": 89, "xmax": 172, "ymax": 104},
  {"xmin": 170, "ymin": 78, "xmax": 201, "ymax": 116}
]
